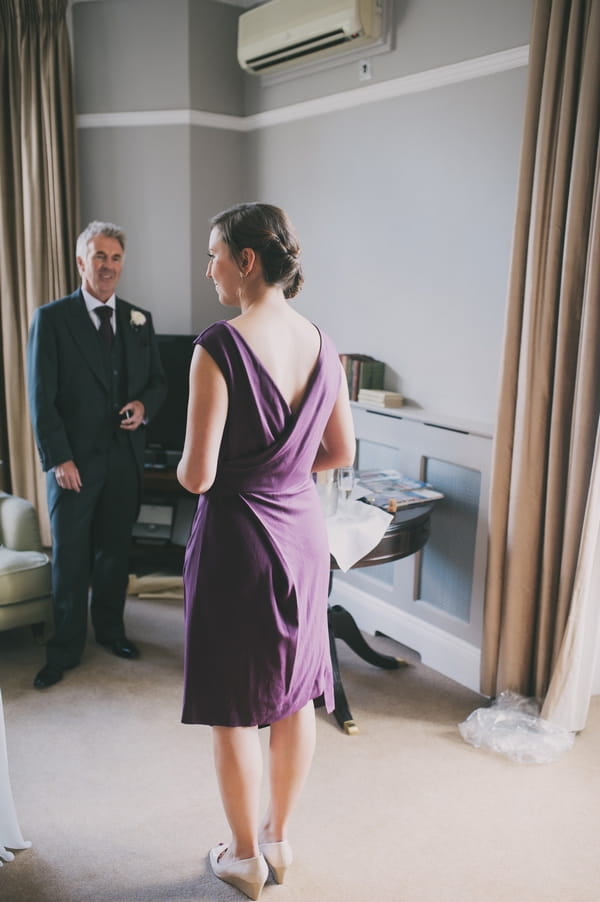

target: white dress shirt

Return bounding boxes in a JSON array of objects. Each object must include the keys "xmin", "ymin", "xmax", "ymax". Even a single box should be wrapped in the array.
[{"xmin": 82, "ymin": 287, "xmax": 117, "ymax": 334}]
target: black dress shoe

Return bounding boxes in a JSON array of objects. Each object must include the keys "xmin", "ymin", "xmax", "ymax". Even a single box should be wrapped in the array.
[
  {"xmin": 99, "ymin": 637, "xmax": 140, "ymax": 659},
  {"xmin": 33, "ymin": 665, "xmax": 64, "ymax": 690}
]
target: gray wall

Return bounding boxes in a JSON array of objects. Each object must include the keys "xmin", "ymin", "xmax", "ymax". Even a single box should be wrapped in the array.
[
  {"xmin": 189, "ymin": 0, "xmax": 245, "ymax": 114},
  {"xmin": 73, "ymin": 0, "xmax": 533, "ymax": 425},
  {"xmin": 243, "ymin": 0, "xmax": 531, "ymax": 113},
  {"xmin": 190, "ymin": 127, "xmax": 245, "ymax": 314},
  {"xmin": 77, "ymin": 124, "xmax": 193, "ymax": 333},
  {"xmin": 74, "ymin": 0, "xmax": 244, "ymax": 332},
  {"xmin": 246, "ymin": 67, "xmax": 527, "ymax": 421},
  {"xmin": 74, "ymin": 0, "xmax": 191, "ymax": 113}
]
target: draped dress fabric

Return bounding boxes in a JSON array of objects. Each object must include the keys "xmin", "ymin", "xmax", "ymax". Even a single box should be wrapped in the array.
[{"xmin": 182, "ymin": 321, "xmax": 342, "ymax": 727}]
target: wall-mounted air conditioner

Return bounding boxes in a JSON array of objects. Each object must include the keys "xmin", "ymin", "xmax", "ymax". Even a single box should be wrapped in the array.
[{"xmin": 237, "ymin": 0, "xmax": 384, "ymax": 76}]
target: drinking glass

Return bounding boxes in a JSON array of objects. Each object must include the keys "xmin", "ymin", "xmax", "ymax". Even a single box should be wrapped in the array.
[
  {"xmin": 315, "ymin": 469, "xmax": 338, "ymax": 517},
  {"xmin": 336, "ymin": 467, "xmax": 355, "ymax": 507}
]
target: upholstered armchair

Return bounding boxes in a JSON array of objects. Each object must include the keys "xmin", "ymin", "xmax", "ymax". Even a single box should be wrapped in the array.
[{"xmin": 0, "ymin": 493, "xmax": 52, "ymax": 639}]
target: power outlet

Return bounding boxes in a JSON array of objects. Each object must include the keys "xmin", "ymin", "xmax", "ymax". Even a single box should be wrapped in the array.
[{"xmin": 359, "ymin": 59, "xmax": 372, "ymax": 81}]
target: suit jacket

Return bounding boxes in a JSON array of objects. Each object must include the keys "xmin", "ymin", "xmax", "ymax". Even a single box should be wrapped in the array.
[{"xmin": 27, "ymin": 289, "xmax": 167, "ymax": 476}]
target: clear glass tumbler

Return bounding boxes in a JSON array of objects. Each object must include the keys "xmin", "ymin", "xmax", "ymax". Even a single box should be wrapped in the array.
[
  {"xmin": 336, "ymin": 467, "xmax": 355, "ymax": 509},
  {"xmin": 315, "ymin": 469, "xmax": 338, "ymax": 517}
]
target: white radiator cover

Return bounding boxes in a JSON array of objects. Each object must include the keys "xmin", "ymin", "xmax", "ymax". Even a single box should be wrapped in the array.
[{"xmin": 333, "ymin": 403, "xmax": 493, "ymax": 694}]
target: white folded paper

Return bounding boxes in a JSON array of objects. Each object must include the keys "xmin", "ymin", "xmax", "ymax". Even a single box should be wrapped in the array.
[{"xmin": 326, "ymin": 499, "xmax": 393, "ymax": 572}]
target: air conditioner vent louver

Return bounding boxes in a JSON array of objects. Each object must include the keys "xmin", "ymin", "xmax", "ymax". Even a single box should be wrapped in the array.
[
  {"xmin": 247, "ymin": 30, "xmax": 351, "ymax": 73},
  {"xmin": 238, "ymin": 0, "xmax": 383, "ymax": 76}
]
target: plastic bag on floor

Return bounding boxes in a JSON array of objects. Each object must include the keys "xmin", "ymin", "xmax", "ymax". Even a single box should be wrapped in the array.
[{"xmin": 458, "ymin": 690, "xmax": 575, "ymax": 763}]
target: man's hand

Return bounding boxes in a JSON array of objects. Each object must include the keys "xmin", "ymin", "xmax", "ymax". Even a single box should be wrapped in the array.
[
  {"xmin": 119, "ymin": 400, "xmax": 145, "ymax": 430},
  {"xmin": 54, "ymin": 460, "xmax": 82, "ymax": 492}
]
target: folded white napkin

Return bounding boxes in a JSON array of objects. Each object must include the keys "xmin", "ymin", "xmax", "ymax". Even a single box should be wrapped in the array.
[{"xmin": 325, "ymin": 500, "xmax": 393, "ymax": 572}]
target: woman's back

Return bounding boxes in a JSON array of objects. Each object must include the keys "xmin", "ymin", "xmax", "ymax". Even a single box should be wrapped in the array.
[{"xmin": 227, "ymin": 303, "xmax": 322, "ymax": 414}]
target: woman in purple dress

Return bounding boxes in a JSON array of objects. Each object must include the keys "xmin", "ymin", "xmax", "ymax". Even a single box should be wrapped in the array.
[{"xmin": 177, "ymin": 203, "xmax": 355, "ymax": 899}]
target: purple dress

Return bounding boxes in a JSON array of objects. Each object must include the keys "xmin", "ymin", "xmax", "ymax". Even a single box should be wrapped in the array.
[{"xmin": 181, "ymin": 321, "xmax": 341, "ymax": 726}]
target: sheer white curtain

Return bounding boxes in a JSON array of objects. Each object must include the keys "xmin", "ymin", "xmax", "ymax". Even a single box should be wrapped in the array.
[
  {"xmin": 542, "ymin": 420, "xmax": 600, "ymax": 731},
  {"xmin": 0, "ymin": 691, "xmax": 31, "ymax": 865}
]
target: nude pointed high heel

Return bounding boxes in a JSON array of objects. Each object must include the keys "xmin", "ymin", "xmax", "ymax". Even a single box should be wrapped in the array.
[
  {"xmin": 209, "ymin": 845, "xmax": 268, "ymax": 900},
  {"xmin": 259, "ymin": 840, "xmax": 293, "ymax": 885}
]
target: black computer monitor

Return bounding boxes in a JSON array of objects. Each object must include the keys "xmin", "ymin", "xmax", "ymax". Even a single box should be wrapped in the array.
[{"xmin": 144, "ymin": 333, "xmax": 196, "ymax": 466}]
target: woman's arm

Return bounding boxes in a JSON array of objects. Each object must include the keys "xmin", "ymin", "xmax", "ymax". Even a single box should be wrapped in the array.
[
  {"xmin": 176, "ymin": 346, "xmax": 228, "ymax": 494},
  {"xmin": 312, "ymin": 362, "xmax": 355, "ymax": 472}
]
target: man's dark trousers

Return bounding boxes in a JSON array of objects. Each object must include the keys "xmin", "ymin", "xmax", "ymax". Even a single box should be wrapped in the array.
[{"xmin": 45, "ymin": 432, "xmax": 139, "ymax": 670}]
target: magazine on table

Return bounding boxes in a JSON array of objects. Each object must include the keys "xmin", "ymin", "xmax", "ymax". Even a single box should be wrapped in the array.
[{"xmin": 355, "ymin": 469, "xmax": 444, "ymax": 511}]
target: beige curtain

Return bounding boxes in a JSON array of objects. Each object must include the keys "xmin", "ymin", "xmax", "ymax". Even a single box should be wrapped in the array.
[
  {"xmin": 482, "ymin": 0, "xmax": 600, "ymax": 701},
  {"xmin": 0, "ymin": 0, "xmax": 78, "ymax": 543}
]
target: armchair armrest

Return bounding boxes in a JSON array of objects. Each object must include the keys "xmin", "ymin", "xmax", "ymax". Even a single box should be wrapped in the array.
[{"xmin": 0, "ymin": 492, "xmax": 45, "ymax": 553}]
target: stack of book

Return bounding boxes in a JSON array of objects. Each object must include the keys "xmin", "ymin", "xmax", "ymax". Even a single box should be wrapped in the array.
[
  {"xmin": 357, "ymin": 389, "xmax": 404, "ymax": 408},
  {"xmin": 339, "ymin": 354, "xmax": 385, "ymax": 401}
]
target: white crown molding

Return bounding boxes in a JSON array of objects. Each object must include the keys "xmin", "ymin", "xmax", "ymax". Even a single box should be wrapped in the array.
[{"xmin": 76, "ymin": 45, "xmax": 529, "ymax": 133}]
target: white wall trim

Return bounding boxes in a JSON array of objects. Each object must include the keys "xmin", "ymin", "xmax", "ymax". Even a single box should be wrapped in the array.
[
  {"xmin": 330, "ymin": 577, "xmax": 483, "ymax": 695},
  {"xmin": 76, "ymin": 109, "xmax": 248, "ymax": 132},
  {"xmin": 76, "ymin": 44, "xmax": 529, "ymax": 132},
  {"xmin": 247, "ymin": 45, "xmax": 529, "ymax": 130}
]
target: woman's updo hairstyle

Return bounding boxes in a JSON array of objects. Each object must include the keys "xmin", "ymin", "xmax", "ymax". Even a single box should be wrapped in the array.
[{"xmin": 210, "ymin": 202, "xmax": 304, "ymax": 299}]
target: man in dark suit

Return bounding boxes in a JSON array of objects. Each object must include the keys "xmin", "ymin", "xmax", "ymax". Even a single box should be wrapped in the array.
[{"xmin": 27, "ymin": 221, "xmax": 167, "ymax": 689}]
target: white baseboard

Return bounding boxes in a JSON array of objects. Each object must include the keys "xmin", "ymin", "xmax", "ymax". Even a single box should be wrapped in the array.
[{"xmin": 330, "ymin": 577, "xmax": 482, "ymax": 695}]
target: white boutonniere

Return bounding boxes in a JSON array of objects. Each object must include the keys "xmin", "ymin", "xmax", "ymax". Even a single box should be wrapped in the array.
[{"xmin": 130, "ymin": 309, "xmax": 146, "ymax": 330}]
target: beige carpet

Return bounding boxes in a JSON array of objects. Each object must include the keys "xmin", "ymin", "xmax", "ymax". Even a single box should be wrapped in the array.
[{"xmin": 1, "ymin": 593, "xmax": 599, "ymax": 902}]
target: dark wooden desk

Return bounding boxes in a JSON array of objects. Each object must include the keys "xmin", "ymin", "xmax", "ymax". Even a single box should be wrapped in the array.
[
  {"xmin": 326, "ymin": 502, "xmax": 434, "ymax": 734},
  {"xmin": 130, "ymin": 467, "xmax": 192, "ymax": 574}
]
